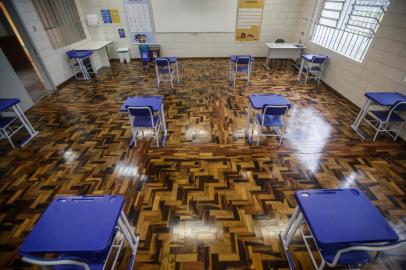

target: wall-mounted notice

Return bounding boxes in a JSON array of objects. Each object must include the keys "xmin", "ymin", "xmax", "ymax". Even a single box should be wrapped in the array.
[
  {"xmin": 110, "ymin": 9, "xmax": 121, "ymax": 24},
  {"xmin": 101, "ymin": 9, "xmax": 112, "ymax": 24},
  {"xmin": 118, "ymin": 29, "xmax": 126, "ymax": 38},
  {"xmin": 235, "ymin": 0, "xmax": 265, "ymax": 42},
  {"xmin": 123, "ymin": 0, "xmax": 155, "ymax": 44}
]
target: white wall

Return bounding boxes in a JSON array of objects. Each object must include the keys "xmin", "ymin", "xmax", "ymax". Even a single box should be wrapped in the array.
[
  {"xmin": 298, "ymin": 0, "xmax": 406, "ymax": 138},
  {"xmin": 79, "ymin": 0, "xmax": 304, "ymax": 58},
  {"xmin": 0, "ymin": 49, "xmax": 34, "ymax": 112},
  {"xmin": 11, "ymin": 0, "xmax": 91, "ymax": 87}
]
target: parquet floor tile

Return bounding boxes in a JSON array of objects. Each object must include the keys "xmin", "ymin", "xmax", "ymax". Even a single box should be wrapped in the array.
[{"xmin": 0, "ymin": 59, "xmax": 405, "ymax": 270}]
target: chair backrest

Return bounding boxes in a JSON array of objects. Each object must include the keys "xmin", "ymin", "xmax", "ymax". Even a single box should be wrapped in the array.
[
  {"xmin": 127, "ymin": 106, "xmax": 153, "ymax": 117},
  {"xmin": 328, "ymin": 239, "xmax": 406, "ymax": 267},
  {"xmin": 260, "ymin": 105, "xmax": 289, "ymax": 126},
  {"xmin": 155, "ymin": 58, "xmax": 170, "ymax": 67},
  {"xmin": 236, "ymin": 56, "xmax": 251, "ymax": 65},
  {"xmin": 262, "ymin": 104, "xmax": 289, "ymax": 116},
  {"xmin": 386, "ymin": 101, "xmax": 406, "ymax": 121},
  {"xmin": 275, "ymin": 39, "xmax": 285, "ymax": 43},
  {"xmin": 138, "ymin": 45, "xmax": 150, "ymax": 62},
  {"xmin": 311, "ymin": 55, "xmax": 327, "ymax": 64}
]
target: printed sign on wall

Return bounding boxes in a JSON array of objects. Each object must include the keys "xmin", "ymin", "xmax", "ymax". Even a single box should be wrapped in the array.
[
  {"xmin": 123, "ymin": 0, "xmax": 155, "ymax": 44},
  {"xmin": 235, "ymin": 0, "xmax": 265, "ymax": 42},
  {"xmin": 118, "ymin": 28, "xmax": 126, "ymax": 38},
  {"xmin": 101, "ymin": 9, "xmax": 112, "ymax": 23},
  {"xmin": 110, "ymin": 9, "xmax": 121, "ymax": 24}
]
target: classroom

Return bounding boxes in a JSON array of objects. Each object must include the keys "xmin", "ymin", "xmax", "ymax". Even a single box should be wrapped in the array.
[{"xmin": 0, "ymin": 0, "xmax": 405, "ymax": 269}]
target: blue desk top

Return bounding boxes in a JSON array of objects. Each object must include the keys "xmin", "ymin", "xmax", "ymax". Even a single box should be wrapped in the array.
[
  {"xmin": 249, "ymin": 94, "xmax": 291, "ymax": 109},
  {"xmin": 230, "ymin": 55, "xmax": 254, "ymax": 62},
  {"xmin": 20, "ymin": 195, "xmax": 124, "ymax": 254},
  {"xmin": 303, "ymin": 54, "xmax": 328, "ymax": 61},
  {"xmin": 295, "ymin": 189, "xmax": 398, "ymax": 246},
  {"xmin": 0, "ymin": 98, "xmax": 20, "ymax": 112},
  {"xmin": 120, "ymin": 96, "xmax": 163, "ymax": 112},
  {"xmin": 365, "ymin": 92, "xmax": 406, "ymax": 106}
]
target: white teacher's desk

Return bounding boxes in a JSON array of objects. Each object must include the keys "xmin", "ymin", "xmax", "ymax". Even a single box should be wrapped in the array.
[
  {"xmin": 75, "ymin": 41, "xmax": 112, "ymax": 72},
  {"xmin": 264, "ymin": 43, "xmax": 305, "ymax": 69}
]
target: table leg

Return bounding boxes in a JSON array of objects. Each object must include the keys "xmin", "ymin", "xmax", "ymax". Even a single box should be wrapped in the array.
[
  {"xmin": 264, "ymin": 48, "xmax": 271, "ymax": 70},
  {"xmin": 12, "ymin": 104, "xmax": 39, "ymax": 147},
  {"xmin": 160, "ymin": 104, "xmax": 167, "ymax": 146},
  {"xmin": 245, "ymin": 102, "xmax": 252, "ymax": 143},
  {"xmin": 281, "ymin": 206, "xmax": 304, "ymax": 246},
  {"xmin": 118, "ymin": 211, "xmax": 139, "ymax": 254},
  {"xmin": 176, "ymin": 62, "xmax": 180, "ymax": 83},
  {"xmin": 77, "ymin": 58, "xmax": 89, "ymax": 80},
  {"xmin": 351, "ymin": 99, "xmax": 371, "ymax": 139},
  {"xmin": 296, "ymin": 58, "xmax": 305, "ymax": 82}
]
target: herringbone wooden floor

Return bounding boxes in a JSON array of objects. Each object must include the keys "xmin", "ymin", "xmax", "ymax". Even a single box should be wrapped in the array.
[{"xmin": 0, "ymin": 59, "xmax": 405, "ymax": 270}]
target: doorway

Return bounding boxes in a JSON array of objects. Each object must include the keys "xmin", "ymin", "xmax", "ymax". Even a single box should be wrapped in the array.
[{"xmin": 0, "ymin": 1, "xmax": 49, "ymax": 102}]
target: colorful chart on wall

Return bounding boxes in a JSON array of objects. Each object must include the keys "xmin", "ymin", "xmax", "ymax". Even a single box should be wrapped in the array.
[
  {"xmin": 123, "ymin": 0, "xmax": 155, "ymax": 44},
  {"xmin": 110, "ymin": 9, "xmax": 121, "ymax": 24},
  {"xmin": 235, "ymin": 0, "xmax": 265, "ymax": 42}
]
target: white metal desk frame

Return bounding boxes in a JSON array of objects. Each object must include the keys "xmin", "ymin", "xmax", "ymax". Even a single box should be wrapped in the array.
[
  {"xmin": 351, "ymin": 98, "xmax": 397, "ymax": 140},
  {"xmin": 1, "ymin": 102, "xmax": 39, "ymax": 148},
  {"xmin": 75, "ymin": 41, "xmax": 113, "ymax": 74},
  {"xmin": 264, "ymin": 43, "xmax": 305, "ymax": 70},
  {"xmin": 296, "ymin": 56, "xmax": 327, "ymax": 84}
]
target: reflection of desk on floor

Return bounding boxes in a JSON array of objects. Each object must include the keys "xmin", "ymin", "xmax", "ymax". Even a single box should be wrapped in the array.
[
  {"xmin": 264, "ymin": 43, "xmax": 305, "ymax": 69},
  {"xmin": 75, "ymin": 41, "xmax": 112, "ymax": 72}
]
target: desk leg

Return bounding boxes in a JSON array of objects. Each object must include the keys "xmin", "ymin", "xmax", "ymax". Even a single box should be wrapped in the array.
[
  {"xmin": 245, "ymin": 102, "xmax": 252, "ymax": 143},
  {"xmin": 160, "ymin": 104, "xmax": 167, "ymax": 146},
  {"xmin": 118, "ymin": 211, "xmax": 139, "ymax": 270},
  {"xmin": 351, "ymin": 99, "xmax": 371, "ymax": 140},
  {"xmin": 282, "ymin": 206, "xmax": 304, "ymax": 246},
  {"xmin": 176, "ymin": 62, "xmax": 180, "ymax": 83},
  {"xmin": 296, "ymin": 58, "xmax": 305, "ymax": 82},
  {"xmin": 264, "ymin": 49, "xmax": 271, "ymax": 70},
  {"xmin": 12, "ymin": 104, "xmax": 39, "ymax": 147}
]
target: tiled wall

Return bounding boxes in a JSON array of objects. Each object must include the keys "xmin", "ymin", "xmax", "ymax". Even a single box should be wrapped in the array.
[
  {"xmin": 299, "ymin": 0, "xmax": 406, "ymax": 138},
  {"xmin": 11, "ymin": 0, "xmax": 91, "ymax": 87},
  {"xmin": 79, "ymin": 0, "xmax": 305, "ymax": 58}
]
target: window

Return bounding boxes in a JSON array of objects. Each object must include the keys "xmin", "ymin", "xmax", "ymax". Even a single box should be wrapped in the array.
[
  {"xmin": 32, "ymin": 0, "xmax": 85, "ymax": 49},
  {"xmin": 311, "ymin": 0, "xmax": 390, "ymax": 61}
]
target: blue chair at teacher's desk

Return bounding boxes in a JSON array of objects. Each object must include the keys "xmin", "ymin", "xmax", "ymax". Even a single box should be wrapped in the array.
[
  {"xmin": 127, "ymin": 106, "xmax": 162, "ymax": 147},
  {"xmin": 253, "ymin": 104, "xmax": 289, "ymax": 146}
]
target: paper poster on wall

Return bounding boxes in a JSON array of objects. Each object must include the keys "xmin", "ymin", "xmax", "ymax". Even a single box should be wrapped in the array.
[
  {"xmin": 101, "ymin": 9, "xmax": 112, "ymax": 24},
  {"xmin": 123, "ymin": 0, "xmax": 155, "ymax": 44},
  {"xmin": 235, "ymin": 0, "xmax": 264, "ymax": 42},
  {"xmin": 118, "ymin": 29, "xmax": 126, "ymax": 38},
  {"xmin": 110, "ymin": 9, "xmax": 121, "ymax": 24}
]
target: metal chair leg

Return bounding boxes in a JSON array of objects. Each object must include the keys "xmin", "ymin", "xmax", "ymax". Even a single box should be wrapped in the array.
[{"xmin": 373, "ymin": 122, "xmax": 383, "ymax": 141}]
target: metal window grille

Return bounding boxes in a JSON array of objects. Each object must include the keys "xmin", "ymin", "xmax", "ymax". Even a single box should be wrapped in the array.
[
  {"xmin": 311, "ymin": 0, "xmax": 390, "ymax": 61},
  {"xmin": 32, "ymin": 0, "xmax": 86, "ymax": 49}
]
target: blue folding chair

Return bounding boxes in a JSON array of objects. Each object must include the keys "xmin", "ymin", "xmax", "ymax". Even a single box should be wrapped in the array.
[
  {"xmin": 21, "ymin": 232, "xmax": 121, "ymax": 270},
  {"xmin": 155, "ymin": 58, "xmax": 176, "ymax": 88},
  {"xmin": 66, "ymin": 50, "xmax": 96, "ymax": 80},
  {"xmin": 365, "ymin": 101, "xmax": 406, "ymax": 141},
  {"xmin": 311, "ymin": 239, "xmax": 406, "ymax": 269},
  {"xmin": 139, "ymin": 45, "xmax": 150, "ymax": 71},
  {"xmin": 302, "ymin": 55, "xmax": 327, "ymax": 84},
  {"xmin": 253, "ymin": 104, "xmax": 289, "ymax": 146},
  {"xmin": 232, "ymin": 56, "xmax": 252, "ymax": 86},
  {"xmin": 0, "ymin": 116, "xmax": 21, "ymax": 148},
  {"xmin": 127, "ymin": 106, "xmax": 161, "ymax": 147}
]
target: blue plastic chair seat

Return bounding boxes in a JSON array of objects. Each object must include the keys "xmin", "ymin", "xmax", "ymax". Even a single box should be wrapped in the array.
[
  {"xmin": 0, "ymin": 117, "xmax": 15, "ymax": 128},
  {"xmin": 319, "ymin": 244, "xmax": 372, "ymax": 266},
  {"xmin": 256, "ymin": 114, "xmax": 283, "ymax": 127},
  {"xmin": 309, "ymin": 66, "xmax": 321, "ymax": 71},
  {"xmin": 371, "ymin": 111, "xmax": 404, "ymax": 122},
  {"xmin": 158, "ymin": 67, "xmax": 170, "ymax": 74},
  {"xmin": 133, "ymin": 115, "xmax": 159, "ymax": 127}
]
